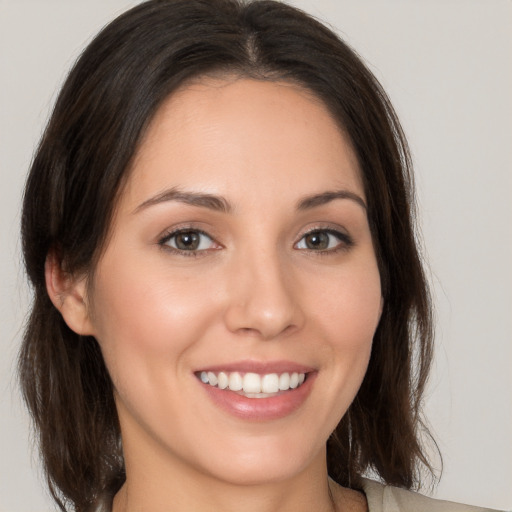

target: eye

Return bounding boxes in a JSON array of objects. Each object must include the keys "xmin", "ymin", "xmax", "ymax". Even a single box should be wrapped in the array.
[
  {"xmin": 295, "ymin": 229, "xmax": 352, "ymax": 252},
  {"xmin": 160, "ymin": 229, "xmax": 216, "ymax": 252}
]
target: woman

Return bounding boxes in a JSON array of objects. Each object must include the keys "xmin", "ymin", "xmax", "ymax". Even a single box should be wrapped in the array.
[{"xmin": 18, "ymin": 1, "xmax": 499, "ymax": 511}]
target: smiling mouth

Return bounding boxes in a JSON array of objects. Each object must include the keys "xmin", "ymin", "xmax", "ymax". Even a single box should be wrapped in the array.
[{"xmin": 197, "ymin": 371, "xmax": 307, "ymax": 398}]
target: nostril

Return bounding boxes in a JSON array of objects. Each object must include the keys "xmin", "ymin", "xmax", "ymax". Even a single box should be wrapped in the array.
[{"xmin": 235, "ymin": 324, "xmax": 298, "ymax": 340}]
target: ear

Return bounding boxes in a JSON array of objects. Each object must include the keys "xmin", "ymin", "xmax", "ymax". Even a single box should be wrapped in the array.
[{"xmin": 45, "ymin": 251, "xmax": 95, "ymax": 336}]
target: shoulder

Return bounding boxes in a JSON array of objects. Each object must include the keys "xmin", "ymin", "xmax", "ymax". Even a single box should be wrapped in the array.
[{"xmin": 361, "ymin": 478, "xmax": 502, "ymax": 512}]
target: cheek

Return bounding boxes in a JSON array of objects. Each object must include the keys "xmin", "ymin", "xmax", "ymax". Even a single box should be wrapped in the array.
[
  {"xmin": 88, "ymin": 260, "xmax": 219, "ymax": 385},
  {"xmin": 305, "ymin": 257, "xmax": 381, "ymax": 399},
  {"xmin": 87, "ymin": 263, "xmax": 222, "ymax": 443},
  {"xmin": 310, "ymin": 258, "xmax": 382, "ymax": 344}
]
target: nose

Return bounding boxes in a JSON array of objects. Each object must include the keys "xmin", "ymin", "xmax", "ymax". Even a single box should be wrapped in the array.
[{"xmin": 223, "ymin": 248, "xmax": 304, "ymax": 340}]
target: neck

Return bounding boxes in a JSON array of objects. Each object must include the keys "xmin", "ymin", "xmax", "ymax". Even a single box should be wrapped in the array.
[
  {"xmin": 114, "ymin": 476, "xmax": 338, "ymax": 512},
  {"xmin": 112, "ymin": 403, "xmax": 367, "ymax": 512},
  {"xmin": 113, "ymin": 440, "xmax": 339, "ymax": 512}
]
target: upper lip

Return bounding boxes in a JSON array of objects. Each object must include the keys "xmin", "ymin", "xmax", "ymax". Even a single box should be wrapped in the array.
[{"xmin": 195, "ymin": 360, "xmax": 315, "ymax": 375}]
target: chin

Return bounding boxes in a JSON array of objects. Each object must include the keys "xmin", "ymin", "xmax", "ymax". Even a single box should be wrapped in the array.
[
  {"xmin": 185, "ymin": 429, "xmax": 328, "ymax": 487},
  {"xmin": 202, "ymin": 453, "xmax": 316, "ymax": 487}
]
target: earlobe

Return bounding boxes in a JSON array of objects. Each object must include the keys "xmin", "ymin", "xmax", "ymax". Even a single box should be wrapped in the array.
[{"xmin": 45, "ymin": 252, "xmax": 95, "ymax": 336}]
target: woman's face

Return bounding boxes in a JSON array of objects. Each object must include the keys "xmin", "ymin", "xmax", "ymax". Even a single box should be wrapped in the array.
[{"xmin": 85, "ymin": 78, "xmax": 382, "ymax": 485}]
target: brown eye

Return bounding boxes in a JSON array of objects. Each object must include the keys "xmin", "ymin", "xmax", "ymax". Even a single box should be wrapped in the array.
[
  {"xmin": 304, "ymin": 231, "xmax": 330, "ymax": 250},
  {"xmin": 175, "ymin": 231, "xmax": 200, "ymax": 250},
  {"xmin": 162, "ymin": 229, "xmax": 215, "ymax": 252},
  {"xmin": 296, "ymin": 229, "xmax": 352, "ymax": 252}
]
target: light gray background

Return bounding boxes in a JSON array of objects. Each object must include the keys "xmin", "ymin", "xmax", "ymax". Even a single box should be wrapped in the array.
[{"xmin": 1, "ymin": 1, "xmax": 510, "ymax": 510}]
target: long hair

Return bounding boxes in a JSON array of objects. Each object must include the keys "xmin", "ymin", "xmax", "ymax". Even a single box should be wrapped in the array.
[{"xmin": 19, "ymin": 1, "xmax": 435, "ymax": 510}]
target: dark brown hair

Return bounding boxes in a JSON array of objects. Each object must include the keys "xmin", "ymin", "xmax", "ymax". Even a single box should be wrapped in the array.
[{"xmin": 19, "ymin": 1, "xmax": 435, "ymax": 510}]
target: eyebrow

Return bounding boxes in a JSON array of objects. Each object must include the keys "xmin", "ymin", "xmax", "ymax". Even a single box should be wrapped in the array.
[
  {"xmin": 133, "ymin": 187, "xmax": 366, "ymax": 214},
  {"xmin": 297, "ymin": 190, "xmax": 367, "ymax": 211},
  {"xmin": 133, "ymin": 187, "xmax": 231, "ymax": 214}
]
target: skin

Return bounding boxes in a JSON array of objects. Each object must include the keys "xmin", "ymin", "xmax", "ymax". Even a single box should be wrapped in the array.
[{"xmin": 47, "ymin": 78, "xmax": 381, "ymax": 512}]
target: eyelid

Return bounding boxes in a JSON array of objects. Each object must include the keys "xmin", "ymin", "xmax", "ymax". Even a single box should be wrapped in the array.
[
  {"xmin": 156, "ymin": 223, "xmax": 353, "ymax": 256},
  {"xmin": 156, "ymin": 221, "xmax": 217, "ymax": 243},
  {"xmin": 158, "ymin": 226, "xmax": 221, "ymax": 256},
  {"xmin": 294, "ymin": 226, "xmax": 354, "ymax": 252}
]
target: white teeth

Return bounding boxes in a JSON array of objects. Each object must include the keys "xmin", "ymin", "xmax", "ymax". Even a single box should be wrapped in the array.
[
  {"xmin": 261, "ymin": 373, "xmax": 279, "ymax": 393},
  {"xmin": 228, "ymin": 372, "xmax": 243, "ymax": 391},
  {"xmin": 199, "ymin": 370, "xmax": 307, "ymax": 396},
  {"xmin": 278, "ymin": 373, "xmax": 290, "ymax": 391},
  {"xmin": 217, "ymin": 371, "xmax": 229, "ymax": 389},
  {"xmin": 243, "ymin": 373, "xmax": 261, "ymax": 393}
]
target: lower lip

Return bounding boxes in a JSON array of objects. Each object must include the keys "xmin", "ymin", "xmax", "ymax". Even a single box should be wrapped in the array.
[{"xmin": 199, "ymin": 373, "xmax": 316, "ymax": 421}]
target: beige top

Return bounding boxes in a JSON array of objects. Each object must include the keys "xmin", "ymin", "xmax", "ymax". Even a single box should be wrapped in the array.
[
  {"xmin": 92, "ymin": 479, "xmax": 502, "ymax": 512},
  {"xmin": 362, "ymin": 479, "xmax": 501, "ymax": 512}
]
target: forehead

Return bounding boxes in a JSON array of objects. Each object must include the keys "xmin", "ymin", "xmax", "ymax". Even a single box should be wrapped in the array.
[{"xmin": 122, "ymin": 77, "xmax": 363, "ymax": 211}]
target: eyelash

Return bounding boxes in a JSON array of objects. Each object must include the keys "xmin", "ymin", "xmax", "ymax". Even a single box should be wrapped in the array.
[
  {"xmin": 158, "ymin": 228, "xmax": 217, "ymax": 258},
  {"xmin": 158, "ymin": 226, "xmax": 354, "ymax": 257},
  {"xmin": 296, "ymin": 228, "xmax": 354, "ymax": 255}
]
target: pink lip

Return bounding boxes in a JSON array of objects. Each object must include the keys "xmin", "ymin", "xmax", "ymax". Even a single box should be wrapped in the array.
[
  {"xmin": 195, "ymin": 359, "xmax": 315, "ymax": 375},
  {"xmin": 197, "ymin": 366, "xmax": 317, "ymax": 421}
]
